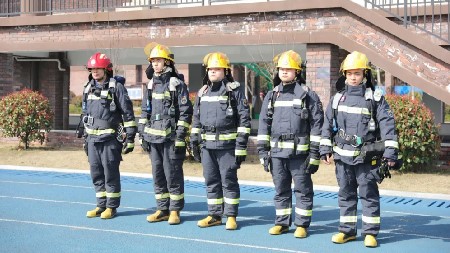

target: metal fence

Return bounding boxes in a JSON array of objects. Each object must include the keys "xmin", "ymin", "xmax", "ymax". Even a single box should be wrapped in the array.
[
  {"xmin": 364, "ymin": 0, "xmax": 449, "ymax": 43},
  {"xmin": 0, "ymin": 0, "xmax": 271, "ymax": 17},
  {"xmin": 0, "ymin": 0, "xmax": 206, "ymax": 17}
]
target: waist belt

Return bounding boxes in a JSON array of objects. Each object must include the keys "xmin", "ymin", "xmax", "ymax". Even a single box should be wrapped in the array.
[
  {"xmin": 201, "ymin": 125, "xmax": 236, "ymax": 133},
  {"xmin": 150, "ymin": 113, "xmax": 173, "ymax": 121},
  {"xmin": 83, "ymin": 115, "xmax": 118, "ymax": 129},
  {"xmin": 271, "ymin": 133, "xmax": 299, "ymax": 141},
  {"xmin": 334, "ymin": 129, "xmax": 378, "ymax": 147}
]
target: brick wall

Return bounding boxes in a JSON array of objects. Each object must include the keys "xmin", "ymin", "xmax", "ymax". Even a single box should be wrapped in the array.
[
  {"xmin": 306, "ymin": 44, "xmax": 340, "ymax": 107},
  {"xmin": 1, "ymin": 8, "xmax": 447, "ymax": 96},
  {"xmin": 440, "ymin": 144, "xmax": 450, "ymax": 166},
  {"xmin": 0, "ymin": 54, "xmax": 14, "ymax": 94}
]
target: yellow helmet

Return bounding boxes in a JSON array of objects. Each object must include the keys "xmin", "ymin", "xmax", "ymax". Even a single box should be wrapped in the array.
[
  {"xmin": 144, "ymin": 42, "xmax": 174, "ymax": 62},
  {"xmin": 203, "ymin": 52, "xmax": 231, "ymax": 69},
  {"xmin": 274, "ymin": 50, "xmax": 302, "ymax": 70},
  {"xmin": 340, "ymin": 51, "xmax": 370, "ymax": 71}
]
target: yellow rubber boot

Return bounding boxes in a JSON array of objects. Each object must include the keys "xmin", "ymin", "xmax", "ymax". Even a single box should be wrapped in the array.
[
  {"xmin": 225, "ymin": 216, "xmax": 237, "ymax": 230},
  {"xmin": 168, "ymin": 211, "xmax": 181, "ymax": 225},
  {"xmin": 269, "ymin": 225, "xmax": 289, "ymax": 235},
  {"xmin": 197, "ymin": 216, "xmax": 222, "ymax": 228},
  {"xmin": 294, "ymin": 227, "xmax": 307, "ymax": 238},
  {"xmin": 331, "ymin": 232, "xmax": 356, "ymax": 244},
  {"xmin": 147, "ymin": 210, "xmax": 169, "ymax": 222},
  {"xmin": 100, "ymin": 208, "xmax": 117, "ymax": 219},
  {"xmin": 364, "ymin": 235, "xmax": 378, "ymax": 247},
  {"xmin": 86, "ymin": 207, "xmax": 105, "ymax": 218}
]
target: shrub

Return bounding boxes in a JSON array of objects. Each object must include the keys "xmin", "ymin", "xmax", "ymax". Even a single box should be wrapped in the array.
[
  {"xmin": 69, "ymin": 95, "xmax": 83, "ymax": 114},
  {"xmin": 0, "ymin": 89, "xmax": 53, "ymax": 149},
  {"xmin": 385, "ymin": 94, "xmax": 441, "ymax": 172}
]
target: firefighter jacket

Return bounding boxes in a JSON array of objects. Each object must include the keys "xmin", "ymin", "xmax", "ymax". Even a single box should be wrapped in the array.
[
  {"xmin": 82, "ymin": 77, "xmax": 137, "ymax": 142},
  {"xmin": 139, "ymin": 70, "xmax": 193, "ymax": 146},
  {"xmin": 320, "ymin": 83, "xmax": 398, "ymax": 165},
  {"xmin": 257, "ymin": 81, "xmax": 324, "ymax": 162},
  {"xmin": 190, "ymin": 80, "xmax": 251, "ymax": 155}
]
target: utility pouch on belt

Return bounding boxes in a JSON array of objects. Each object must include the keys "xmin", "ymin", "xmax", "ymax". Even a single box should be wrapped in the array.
[{"xmin": 360, "ymin": 141, "xmax": 384, "ymax": 162}]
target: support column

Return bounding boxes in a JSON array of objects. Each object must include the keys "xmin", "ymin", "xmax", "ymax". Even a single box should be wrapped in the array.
[
  {"xmin": 306, "ymin": 44, "xmax": 340, "ymax": 108},
  {"xmin": 0, "ymin": 53, "xmax": 14, "ymax": 96},
  {"xmin": 384, "ymin": 71, "xmax": 394, "ymax": 94}
]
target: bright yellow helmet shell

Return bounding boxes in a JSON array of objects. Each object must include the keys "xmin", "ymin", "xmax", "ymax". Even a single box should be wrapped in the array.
[
  {"xmin": 274, "ymin": 50, "xmax": 302, "ymax": 70},
  {"xmin": 341, "ymin": 51, "xmax": 370, "ymax": 71},
  {"xmin": 203, "ymin": 52, "xmax": 231, "ymax": 69},
  {"xmin": 144, "ymin": 43, "xmax": 174, "ymax": 62}
]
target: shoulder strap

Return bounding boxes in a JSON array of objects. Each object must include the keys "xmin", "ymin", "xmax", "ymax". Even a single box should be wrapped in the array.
[
  {"xmin": 82, "ymin": 81, "xmax": 91, "ymax": 112},
  {"xmin": 108, "ymin": 78, "xmax": 118, "ymax": 112},
  {"xmin": 332, "ymin": 91, "xmax": 345, "ymax": 133}
]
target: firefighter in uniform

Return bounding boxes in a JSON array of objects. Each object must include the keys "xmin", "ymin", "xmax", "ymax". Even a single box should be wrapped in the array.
[
  {"xmin": 82, "ymin": 53, "xmax": 137, "ymax": 219},
  {"xmin": 320, "ymin": 51, "xmax": 398, "ymax": 247},
  {"xmin": 139, "ymin": 43, "xmax": 193, "ymax": 225},
  {"xmin": 190, "ymin": 52, "xmax": 251, "ymax": 230},
  {"xmin": 257, "ymin": 50, "xmax": 324, "ymax": 238}
]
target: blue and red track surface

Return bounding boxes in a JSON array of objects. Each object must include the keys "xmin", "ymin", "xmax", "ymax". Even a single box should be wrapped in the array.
[{"xmin": 1, "ymin": 165, "xmax": 449, "ymax": 253}]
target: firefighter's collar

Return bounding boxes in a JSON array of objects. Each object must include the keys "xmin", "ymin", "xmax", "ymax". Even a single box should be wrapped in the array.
[
  {"xmin": 345, "ymin": 83, "xmax": 366, "ymax": 96},
  {"xmin": 209, "ymin": 80, "xmax": 225, "ymax": 90}
]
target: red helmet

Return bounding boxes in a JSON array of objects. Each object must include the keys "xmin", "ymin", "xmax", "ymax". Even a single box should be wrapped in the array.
[{"xmin": 87, "ymin": 53, "xmax": 112, "ymax": 71}]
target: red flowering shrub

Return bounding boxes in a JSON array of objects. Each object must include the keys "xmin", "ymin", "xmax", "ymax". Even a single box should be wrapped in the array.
[
  {"xmin": 0, "ymin": 89, "xmax": 53, "ymax": 149},
  {"xmin": 386, "ymin": 94, "xmax": 441, "ymax": 171}
]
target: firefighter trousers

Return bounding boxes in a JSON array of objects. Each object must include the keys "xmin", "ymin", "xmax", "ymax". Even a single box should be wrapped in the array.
[
  {"xmin": 87, "ymin": 138, "xmax": 122, "ymax": 208},
  {"xmin": 201, "ymin": 148, "xmax": 240, "ymax": 217},
  {"xmin": 271, "ymin": 156, "xmax": 313, "ymax": 227},
  {"xmin": 335, "ymin": 161, "xmax": 380, "ymax": 236},
  {"xmin": 150, "ymin": 141, "xmax": 185, "ymax": 211}
]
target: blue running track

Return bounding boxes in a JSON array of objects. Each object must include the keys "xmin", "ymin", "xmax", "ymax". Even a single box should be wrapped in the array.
[{"xmin": 0, "ymin": 166, "xmax": 449, "ymax": 253}]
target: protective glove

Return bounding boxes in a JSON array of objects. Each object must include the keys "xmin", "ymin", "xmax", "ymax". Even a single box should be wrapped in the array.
[
  {"xmin": 259, "ymin": 153, "xmax": 271, "ymax": 172},
  {"xmin": 305, "ymin": 155, "xmax": 320, "ymax": 174},
  {"xmin": 122, "ymin": 135, "xmax": 135, "ymax": 154},
  {"xmin": 83, "ymin": 139, "xmax": 88, "ymax": 156},
  {"xmin": 174, "ymin": 139, "xmax": 186, "ymax": 154},
  {"xmin": 235, "ymin": 154, "xmax": 246, "ymax": 166},
  {"xmin": 191, "ymin": 142, "xmax": 201, "ymax": 162},
  {"xmin": 139, "ymin": 138, "xmax": 150, "ymax": 153}
]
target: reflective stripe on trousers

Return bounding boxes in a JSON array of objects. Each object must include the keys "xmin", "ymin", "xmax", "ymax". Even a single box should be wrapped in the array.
[
  {"xmin": 202, "ymin": 148, "xmax": 240, "ymax": 217},
  {"xmin": 150, "ymin": 141, "xmax": 185, "ymax": 211},
  {"xmin": 335, "ymin": 161, "xmax": 380, "ymax": 236},
  {"xmin": 88, "ymin": 138, "xmax": 122, "ymax": 208},
  {"xmin": 271, "ymin": 156, "xmax": 313, "ymax": 227}
]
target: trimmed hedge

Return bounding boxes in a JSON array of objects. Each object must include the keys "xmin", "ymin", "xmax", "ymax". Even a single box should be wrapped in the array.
[
  {"xmin": 386, "ymin": 94, "xmax": 441, "ymax": 171},
  {"xmin": 0, "ymin": 89, "xmax": 53, "ymax": 149}
]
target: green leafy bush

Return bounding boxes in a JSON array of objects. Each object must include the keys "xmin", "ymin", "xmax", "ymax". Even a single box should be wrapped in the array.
[
  {"xmin": 0, "ymin": 89, "xmax": 53, "ymax": 149},
  {"xmin": 69, "ymin": 95, "xmax": 83, "ymax": 114},
  {"xmin": 385, "ymin": 94, "xmax": 441, "ymax": 171}
]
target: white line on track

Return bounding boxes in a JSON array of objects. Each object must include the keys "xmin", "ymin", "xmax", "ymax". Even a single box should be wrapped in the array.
[
  {"xmin": 2, "ymin": 165, "xmax": 450, "ymax": 200},
  {"xmin": 0, "ymin": 195, "xmax": 273, "ymax": 222},
  {"xmin": 2, "ymin": 194, "xmax": 450, "ymax": 241},
  {"xmin": 0, "ymin": 218, "xmax": 309, "ymax": 253},
  {"xmin": 2, "ymin": 180, "xmax": 449, "ymax": 219}
]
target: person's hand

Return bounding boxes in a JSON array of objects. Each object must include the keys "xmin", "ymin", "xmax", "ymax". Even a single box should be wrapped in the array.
[
  {"xmin": 305, "ymin": 155, "xmax": 320, "ymax": 174},
  {"xmin": 235, "ymin": 154, "xmax": 246, "ymax": 166},
  {"xmin": 321, "ymin": 153, "xmax": 332, "ymax": 165},
  {"xmin": 191, "ymin": 142, "xmax": 201, "ymax": 162},
  {"xmin": 174, "ymin": 139, "xmax": 185, "ymax": 154},
  {"xmin": 259, "ymin": 153, "xmax": 271, "ymax": 172},
  {"xmin": 83, "ymin": 140, "xmax": 88, "ymax": 156},
  {"xmin": 139, "ymin": 138, "xmax": 150, "ymax": 153},
  {"xmin": 122, "ymin": 135, "xmax": 135, "ymax": 154}
]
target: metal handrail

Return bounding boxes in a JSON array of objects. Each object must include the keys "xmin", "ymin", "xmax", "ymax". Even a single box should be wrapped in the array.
[
  {"xmin": 364, "ymin": 0, "xmax": 449, "ymax": 44},
  {"xmin": 0, "ymin": 0, "xmax": 272, "ymax": 17},
  {"xmin": 0, "ymin": 0, "xmax": 205, "ymax": 17}
]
